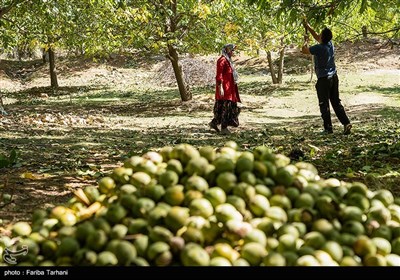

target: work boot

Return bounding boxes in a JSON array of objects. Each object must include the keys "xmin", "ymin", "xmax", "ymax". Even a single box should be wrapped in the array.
[{"xmin": 343, "ymin": 123, "xmax": 352, "ymax": 135}]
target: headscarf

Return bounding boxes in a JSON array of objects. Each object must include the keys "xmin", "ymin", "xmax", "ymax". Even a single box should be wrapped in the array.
[{"xmin": 221, "ymin": 43, "xmax": 239, "ymax": 84}]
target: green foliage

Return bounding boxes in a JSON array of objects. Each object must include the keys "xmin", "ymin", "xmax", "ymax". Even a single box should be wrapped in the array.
[
  {"xmin": 0, "ymin": 0, "xmax": 128, "ymax": 57},
  {"xmin": 246, "ymin": 0, "xmax": 399, "ymax": 44},
  {"xmin": 0, "ymin": 149, "xmax": 19, "ymax": 168},
  {"xmin": 118, "ymin": 0, "xmax": 227, "ymax": 55},
  {"xmin": 0, "ymin": 0, "xmax": 398, "ymax": 58}
]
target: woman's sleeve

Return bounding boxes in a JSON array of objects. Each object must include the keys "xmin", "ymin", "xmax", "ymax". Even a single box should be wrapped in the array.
[{"xmin": 216, "ymin": 57, "xmax": 225, "ymax": 84}]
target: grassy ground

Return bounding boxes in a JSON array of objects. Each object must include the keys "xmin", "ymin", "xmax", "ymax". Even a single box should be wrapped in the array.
[{"xmin": 0, "ymin": 41, "xmax": 399, "ymax": 230}]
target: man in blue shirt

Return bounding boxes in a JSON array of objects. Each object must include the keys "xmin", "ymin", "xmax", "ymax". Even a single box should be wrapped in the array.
[{"xmin": 301, "ymin": 20, "xmax": 352, "ymax": 135}]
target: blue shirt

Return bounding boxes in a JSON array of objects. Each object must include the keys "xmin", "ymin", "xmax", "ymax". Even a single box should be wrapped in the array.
[{"xmin": 309, "ymin": 41, "xmax": 336, "ymax": 79}]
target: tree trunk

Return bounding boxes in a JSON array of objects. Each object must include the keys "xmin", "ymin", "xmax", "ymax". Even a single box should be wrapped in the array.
[
  {"xmin": 277, "ymin": 44, "xmax": 285, "ymax": 84},
  {"xmin": 167, "ymin": 44, "xmax": 191, "ymax": 101},
  {"xmin": 362, "ymin": 26, "xmax": 368, "ymax": 38},
  {"xmin": 266, "ymin": 51, "xmax": 278, "ymax": 84},
  {"xmin": 48, "ymin": 47, "xmax": 58, "ymax": 89},
  {"xmin": 0, "ymin": 92, "xmax": 7, "ymax": 115},
  {"xmin": 42, "ymin": 48, "xmax": 48, "ymax": 64}
]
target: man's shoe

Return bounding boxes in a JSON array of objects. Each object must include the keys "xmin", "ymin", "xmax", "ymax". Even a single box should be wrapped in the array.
[
  {"xmin": 343, "ymin": 123, "xmax": 352, "ymax": 135},
  {"xmin": 220, "ymin": 128, "xmax": 231, "ymax": 135},
  {"xmin": 209, "ymin": 121, "xmax": 219, "ymax": 132}
]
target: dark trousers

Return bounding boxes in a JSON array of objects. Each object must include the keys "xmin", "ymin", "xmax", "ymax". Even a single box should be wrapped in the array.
[{"xmin": 316, "ymin": 73, "xmax": 350, "ymax": 131}]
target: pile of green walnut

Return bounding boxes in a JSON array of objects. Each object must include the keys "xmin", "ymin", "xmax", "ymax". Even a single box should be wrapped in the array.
[{"xmin": 2, "ymin": 141, "xmax": 400, "ymax": 266}]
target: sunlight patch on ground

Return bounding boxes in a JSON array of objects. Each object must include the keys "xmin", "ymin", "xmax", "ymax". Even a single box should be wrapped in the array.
[
  {"xmin": 109, "ymin": 115, "xmax": 211, "ymax": 130},
  {"xmin": 347, "ymin": 92, "xmax": 394, "ymax": 106},
  {"xmin": 2, "ymin": 97, "xmax": 18, "ymax": 105},
  {"xmin": 363, "ymin": 69, "xmax": 400, "ymax": 76}
]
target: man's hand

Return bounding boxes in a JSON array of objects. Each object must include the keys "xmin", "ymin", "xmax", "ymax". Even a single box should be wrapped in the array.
[
  {"xmin": 301, "ymin": 19, "xmax": 321, "ymax": 43},
  {"xmin": 219, "ymin": 84, "xmax": 224, "ymax": 97}
]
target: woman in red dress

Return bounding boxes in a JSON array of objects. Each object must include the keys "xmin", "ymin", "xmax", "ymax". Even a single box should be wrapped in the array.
[{"xmin": 209, "ymin": 43, "xmax": 241, "ymax": 135}]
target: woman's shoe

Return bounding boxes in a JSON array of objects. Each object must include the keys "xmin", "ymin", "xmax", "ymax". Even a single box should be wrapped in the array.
[
  {"xmin": 220, "ymin": 128, "xmax": 231, "ymax": 135},
  {"xmin": 209, "ymin": 121, "xmax": 220, "ymax": 132}
]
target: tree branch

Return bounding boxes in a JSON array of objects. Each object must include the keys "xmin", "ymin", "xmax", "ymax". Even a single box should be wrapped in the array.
[
  {"xmin": 365, "ymin": 26, "xmax": 400, "ymax": 35},
  {"xmin": 0, "ymin": 0, "xmax": 28, "ymax": 19}
]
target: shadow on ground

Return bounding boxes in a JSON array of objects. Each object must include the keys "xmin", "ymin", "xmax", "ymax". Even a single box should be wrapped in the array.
[{"xmin": 1, "ymin": 97, "xmax": 399, "ymax": 226}]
